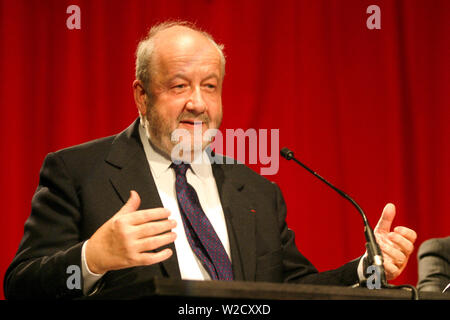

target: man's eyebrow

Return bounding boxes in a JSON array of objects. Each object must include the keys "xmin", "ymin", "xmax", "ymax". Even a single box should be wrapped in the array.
[
  {"xmin": 168, "ymin": 74, "xmax": 189, "ymax": 82},
  {"xmin": 167, "ymin": 73, "xmax": 220, "ymax": 82},
  {"xmin": 202, "ymin": 73, "xmax": 220, "ymax": 81}
]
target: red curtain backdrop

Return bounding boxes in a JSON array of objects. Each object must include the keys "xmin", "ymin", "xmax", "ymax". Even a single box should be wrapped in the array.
[{"xmin": 1, "ymin": 0, "xmax": 449, "ymax": 299}]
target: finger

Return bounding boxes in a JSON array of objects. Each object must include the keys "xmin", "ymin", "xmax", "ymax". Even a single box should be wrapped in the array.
[
  {"xmin": 387, "ymin": 232, "xmax": 414, "ymax": 256},
  {"xmin": 394, "ymin": 226, "xmax": 417, "ymax": 244},
  {"xmin": 117, "ymin": 190, "xmax": 141, "ymax": 215},
  {"xmin": 383, "ymin": 259, "xmax": 400, "ymax": 280},
  {"xmin": 138, "ymin": 248, "xmax": 174, "ymax": 266},
  {"xmin": 374, "ymin": 203, "xmax": 396, "ymax": 233},
  {"xmin": 134, "ymin": 219, "xmax": 177, "ymax": 239},
  {"xmin": 378, "ymin": 237, "xmax": 407, "ymax": 268},
  {"xmin": 136, "ymin": 231, "xmax": 177, "ymax": 252},
  {"xmin": 126, "ymin": 208, "xmax": 171, "ymax": 225}
]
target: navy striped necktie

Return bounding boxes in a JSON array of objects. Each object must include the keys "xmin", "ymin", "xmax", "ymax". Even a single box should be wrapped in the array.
[{"xmin": 172, "ymin": 163, "xmax": 233, "ymax": 280}]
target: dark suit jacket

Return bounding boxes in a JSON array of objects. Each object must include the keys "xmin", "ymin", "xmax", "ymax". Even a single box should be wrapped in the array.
[
  {"xmin": 4, "ymin": 119, "xmax": 359, "ymax": 299},
  {"xmin": 417, "ymin": 237, "xmax": 450, "ymax": 293}
]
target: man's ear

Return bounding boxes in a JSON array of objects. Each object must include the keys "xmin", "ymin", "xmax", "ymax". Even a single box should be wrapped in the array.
[{"xmin": 133, "ymin": 80, "xmax": 148, "ymax": 116}]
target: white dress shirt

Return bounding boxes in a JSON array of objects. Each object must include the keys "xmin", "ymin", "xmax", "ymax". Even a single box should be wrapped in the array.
[{"xmin": 81, "ymin": 122, "xmax": 231, "ymax": 294}]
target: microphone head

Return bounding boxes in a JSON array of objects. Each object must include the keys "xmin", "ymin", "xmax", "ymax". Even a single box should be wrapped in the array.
[{"xmin": 280, "ymin": 147, "xmax": 294, "ymax": 160}]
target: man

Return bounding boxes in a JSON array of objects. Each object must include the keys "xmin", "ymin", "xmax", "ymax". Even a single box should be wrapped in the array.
[
  {"xmin": 4, "ymin": 21, "xmax": 417, "ymax": 299},
  {"xmin": 417, "ymin": 236, "xmax": 450, "ymax": 293}
]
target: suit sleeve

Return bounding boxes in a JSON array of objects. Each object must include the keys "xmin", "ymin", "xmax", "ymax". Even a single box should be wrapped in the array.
[
  {"xmin": 4, "ymin": 152, "xmax": 85, "ymax": 299},
  {"xmin": 273, "ymin": 182, "xmax": 360, "ymax": 286},
  {"xmin": 417, "ymin": 237, "xmax": 450, "ymax": 292}
]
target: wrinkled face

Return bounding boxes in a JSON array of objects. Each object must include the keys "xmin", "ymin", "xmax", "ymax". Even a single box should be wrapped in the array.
[{"xmin": 142, "ymin": 27, "xmax": 223, "ymax": 161}]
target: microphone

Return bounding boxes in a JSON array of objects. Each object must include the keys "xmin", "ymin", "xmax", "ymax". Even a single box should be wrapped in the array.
[{"xmin": 280, "ymin": 147, "xmax": 387, "ymax": 287}]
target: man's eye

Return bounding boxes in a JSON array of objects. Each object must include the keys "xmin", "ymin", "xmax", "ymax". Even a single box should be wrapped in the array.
[
  {"xmin": 204, "ymin": 84, "xmax": 216, "ymax": 90},
  {"xmin": 171, "ymin": 84, "xmax": 188, "ymax": 93}
]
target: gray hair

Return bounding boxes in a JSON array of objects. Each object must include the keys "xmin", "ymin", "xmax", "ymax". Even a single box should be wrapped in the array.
[{"xmin": 135, "ymin": 20, "xmax": 226, "ymax": 94}]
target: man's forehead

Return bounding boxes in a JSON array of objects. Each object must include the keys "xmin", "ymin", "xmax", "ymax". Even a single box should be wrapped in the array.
[
  {"xmin": 152, "ymin": 27, "xmax": 221, "ymax": 64},
  {"xmin": 155, "ymin": 56, "xmax": 222, "ymax": 83}
]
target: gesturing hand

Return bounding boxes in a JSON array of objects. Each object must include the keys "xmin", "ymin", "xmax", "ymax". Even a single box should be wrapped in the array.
[
  {"xmin": 85, "ymin": 190, "xmax": 177, "ymax": 274},
  {"xmin": 373, "ymin": 203, "xmax": 417, "ymax": 280}
]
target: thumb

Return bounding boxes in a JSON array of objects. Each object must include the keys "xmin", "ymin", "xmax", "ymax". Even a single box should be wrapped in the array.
[
  {"xmin": 375, "ymin": 203, "xmax": 396, "ymax": 233},
  {"xmin": 118, "ymin": 190, "xmax": 141, "ymax": 215}
]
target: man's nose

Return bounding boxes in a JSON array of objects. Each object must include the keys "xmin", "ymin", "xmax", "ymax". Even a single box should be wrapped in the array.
[{"xmin": 186, "ymin": 87, "xmax": 206, "ymax": 114}]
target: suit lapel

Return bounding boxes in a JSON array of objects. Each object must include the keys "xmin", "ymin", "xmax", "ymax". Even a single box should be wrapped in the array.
[
  {"xmin": 212, "ymin": 162, "xmax": 256, "ymax": 281},
  {"xmin": 105, "ymin": 119, "xmax": 181, "ymax": 279}
]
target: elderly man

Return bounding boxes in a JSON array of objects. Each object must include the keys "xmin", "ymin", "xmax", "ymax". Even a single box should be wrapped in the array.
[{"xmin": 4, "ymin": 21, "xmax": 417, "ymax": 299}]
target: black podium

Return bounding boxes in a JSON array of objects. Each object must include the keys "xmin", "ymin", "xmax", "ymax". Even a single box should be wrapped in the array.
[{"xmin": 84, "ymin": 278, "xmax": 449, "ymax": 300}]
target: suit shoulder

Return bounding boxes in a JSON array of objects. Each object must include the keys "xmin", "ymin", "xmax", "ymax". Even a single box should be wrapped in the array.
[
  {"xmin": 55, "ymin": 134, "xmax": 117, "ymax": 156},
  {"xmin": 42, "ymin": 134, "xmax": 118, "ymax": 176},
  {"xmin": 236, "ymin": 163, "xmax": 276, "ymax": 185},
  {"xmin": 418, "ymin": 237, "xmax": 450, "ymax": 260},
  {"xmin": 212, "ymin": 153, "xmax": 278, "ymax": 186},
  {"xmin": 48, "ymin": 134, "xmax": 115, "ymax": 162}
]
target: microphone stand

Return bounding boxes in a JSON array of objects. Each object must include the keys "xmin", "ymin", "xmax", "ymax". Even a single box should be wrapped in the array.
[
  {"xmin": 280, "ymin": 147, "xmax": 388, "ymax": 288},
  {"xmin": 280, "ymin": 147, "xmax": 420, "ymax": 299}
]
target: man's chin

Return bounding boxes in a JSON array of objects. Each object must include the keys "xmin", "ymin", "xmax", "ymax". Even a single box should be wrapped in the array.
[{"xmin": 170, "ymin": 141, "xmax": 209, "ymax": 164}]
